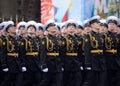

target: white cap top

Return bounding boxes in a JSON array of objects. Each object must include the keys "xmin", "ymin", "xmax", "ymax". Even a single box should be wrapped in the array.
[
  {"xmin": 65, "ymin": 19, "xmax": 78, "ymax": 28},
  {"xmin": 25, "ymin": 20, "xmax": 37, "ymax": 29},
  {"xmin": 55, "ymin": 22, "xmax": 61, "ymax": 30},
  {"xmin": 60, "ymin": 22, "xmax": 66, "ymax": 29},
  {"xmin": 3, "ymin": 21, "xmax": 14, "ymax": 32},
  {"xmin": 83, "ymin": 19, "xmax": 89, "ymax": 25},
  {"xmin": 90, "ymin": 15, "xmax": 100, "ymax": 21},
  {"xmin": 0, "ymin": 21, "xmax": 8, "ymax": 29},
  {"xmin": 45, "ymin": 19, "xmax": 55, "ymax": 29},
  {"xmin": 106, "ymin": 16, "xmax": 119, "ymax": 25},
  {"xmin": 100, "ymin": 19, "xmax": 107, "ymax": 24},
  {"xmin": 36, "ymin": 23, "xmax": 44, "ymax": 31},
  {"xmin": 83, "ymin": 19, "xmax": 90, "ymax": 27},
  {"xmin": 17, "ymin": 21, "xmax": 26, "ymax": 29},
  {"xmin": 55, "ymin": 22, "xmax": 61, "ymax": 26}
]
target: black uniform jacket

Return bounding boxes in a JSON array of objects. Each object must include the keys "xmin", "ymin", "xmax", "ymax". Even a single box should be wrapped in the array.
[
  {"xmin": 19, "ymin": 36, "xmax": 40, "ymax": 72},
  {"xmin": 84, "ymin": 31, "xmax": 105, "ymax": 71},
  {"xmin": 105, "ymin": 31, "xmax": 120, "ymax": 70},
  {"xmin": 40, "ymin": 34, "xmax": 64, "ymax": 72},
  {"xmin": 1, "ymin": 35, "xmax": 22, "ymax": 73}
]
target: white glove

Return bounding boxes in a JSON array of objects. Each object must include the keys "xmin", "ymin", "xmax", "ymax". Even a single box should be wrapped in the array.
[
  {"xmin": 86, "ymin": 67, "xmax": 91, "ymax": 70},
  {"xmin": 80, "ymin": 66, "xmax": 83, "ymax": 70},
  {"xmin": 62, "ymin": 68, "xmax": 64, "ymax": 71},
  {"xmin": 22, "ymin": 67, "xmax": 27, "ymax": 72},
  {"xmin": 3, "ymin": 68, "xmax": 9, "ymax": 72},
  {"xmin": 42, "ymin": 68, "xmax": 48, "ymax": 72}
]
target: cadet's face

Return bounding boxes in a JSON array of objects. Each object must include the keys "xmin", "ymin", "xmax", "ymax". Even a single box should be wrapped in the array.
[
  {"xmin": 84, "ymin": 27, "xmax": 91, "ymax": 33},
  {"xmin": 76, "ymin": 29, "xmax": 83, "ymax": 36},
  {"xmin": 47, "ymin": 25, "xmax": 56, "ymax": 35},
  {"xmin": 114, "ymin": 26, "xmax": 119, "ymax": 33},
  {"xmin": 91, "ymin": 22, "xmax": 100, "ymax": 30},
  {"xmin": 27, "ymin": 26, "xmax": 36, "ymax": 34},
  {"xmin": 19, "ymin": 27, "xmax": 26, "ymax": 35},
  {"xmin": 61, "ymin": 27, "xmax": 68, "ymax": 36},
  {"xmin": 61, "ymin": 27, "xmax": 67, "ymax": 33},
  {"xmin": 8, "ymin": 26, "xmax": 16, "ymax": 34},
  {"xmin": 99, "ymin": 26, "xmax": 108, "ymax": 34},
  {"xmin": 108, "ymin": 23, "xmax": 116, "ymax": 31},
  {"xmin": 36, "ymin": 30, "xmax": 44, "ymax": 36},
  {"xmin": 67, "ymin": 25, "xmax": 76, "ymax": 33}
]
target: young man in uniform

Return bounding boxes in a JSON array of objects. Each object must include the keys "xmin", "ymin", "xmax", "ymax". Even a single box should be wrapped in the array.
[
  {"xmin": 63, "ymin": 19, "xmax": 82, "ymax": 86},
  {"xmin": 36, "ymin": 23, "xmax": 44, "ymax": 38},
  {"xmin": 40, "ymin": 20, "xmax": 64, "ymax": 86},
  {"xmin": 84, "ymin": 16, "xmax": 106, "ymax": 86},
  {"xmin": 0, "ymin": 21, "xmax": 24, "ymax": 86},
  {"xmin": 19, "ymin": 21, "xmax": 41, "ymax": 86},
  {"xmin": 105, "ymin": 16, "xmax": 120, "ymax": 86}
]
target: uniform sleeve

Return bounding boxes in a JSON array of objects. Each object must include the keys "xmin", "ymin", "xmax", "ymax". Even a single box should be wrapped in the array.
[
  {"xmin": 1, "ymin": 38, "xmax": 8, "ymax": 69},
  {"xmin": 78, "ymin": 38, "xmax": 84, "ymax": 64},
  {"xmin": 117, "ymin": 35, "xmax": 120, "ymax": 57},
  {"xmin": 84, "ymin": 34, "xmax": 91, "ymax": 67},
  {"xmin": 59, "ymin": 38, "xmax": 66, "ymax": 67},
  {"xmin": 102, "ymin": 35, "xmax": 106, "ymax": 55},
  {"xmin": 40, "ymin": 37, "xmax": 47, "ymax": 70},
  {"xmin": 19, "ymin": 38, "xmax": 26, "ymax": 67}
]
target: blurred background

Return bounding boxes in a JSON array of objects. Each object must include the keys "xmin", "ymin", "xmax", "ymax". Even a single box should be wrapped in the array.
[
  {"xmin": 0, "ymin": 0, "xmax": 120, "ymax": 23},
  {"xmin": 0, "ymin": 0, "xmax": 40, "ymax": 22}
]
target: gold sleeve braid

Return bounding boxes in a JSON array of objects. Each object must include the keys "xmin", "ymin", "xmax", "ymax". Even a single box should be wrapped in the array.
[
  {"xmin": 89, "ymin": 33, "xmax": 99, "ymax": 49},
  {"xmin": 0, "ymin": 38, "xmax": 2, "ymax": 48},
  {"xmin": 45, "ymin": 36, "xmax": 53, "ymax": 51},
  {"xmin": 6, "ymin": 37, "xmax": 14, "ymax": 52},
  {"xmin": 66, "ymin": 37, "xmax": 73, "ymax": 52},
  {"xmin": 105, "ymin": 34, "xmax": 112, "ymax": 49},
  {"xmin": 82, "ymin": 38, "xmax": 84, "ymax": 51},
  {"xmin": 25, "ymin": 39, "xmax": 28, "ymax": 51},
  {"xmin": 36, "ymin": 42, "xmax": 39, "ymax": 51},
  {"xmin": 25, "ymin": 39, "xmax": 32, "ymax": 52}
]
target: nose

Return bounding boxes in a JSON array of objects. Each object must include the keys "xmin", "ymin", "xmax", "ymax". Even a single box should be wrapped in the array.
[{"xmin": 29, "ymin": 27, "xmax": 32, "ymax": 29}]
